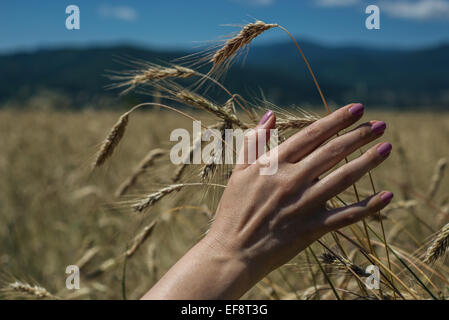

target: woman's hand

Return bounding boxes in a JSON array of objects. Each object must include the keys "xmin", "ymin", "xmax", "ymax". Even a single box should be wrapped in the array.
[{"xmin": 142, "ymin": 103, "xmax": 393, "ymax": 300}]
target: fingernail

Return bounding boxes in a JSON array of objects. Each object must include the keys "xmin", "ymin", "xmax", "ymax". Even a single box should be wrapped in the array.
[
  {"xmin": 371, "ymin": 121, "xmax": 386, "ymax": 135},
  {"xmin": 377, "ymin": 142, "xmax": 392, "ymax": 156},
  {"xmin": 349, "ymin": 103, "xmax": 364, "ymax": 116},
  {"xmin": 259, "ymin": 110, "xmax": 273, "ymax": 125},
  {"xmin": 381, "ymin": 191, "xmax": 394, "ymax": 204}
]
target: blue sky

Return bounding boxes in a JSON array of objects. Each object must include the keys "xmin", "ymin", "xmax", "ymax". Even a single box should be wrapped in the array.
[{"xmin": 1, "ymin": 0, "xmax": 449, "ymax": 53}]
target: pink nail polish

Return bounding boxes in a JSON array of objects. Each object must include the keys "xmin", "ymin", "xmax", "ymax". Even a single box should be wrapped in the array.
[
  {"xmin": 381, "ymin": 192, "xmax": 394, "ymax": 204},
  {"xmin": 377, "ymin": 142, "xmax": 392, "ymax": 156},
  {"xmin": 371, "ymin": 121, "xmax": 386, "ymax": 135},
  {"xmin": 349, "ymin": 103, "xmax": 364, "ymax": 116},
  {"xmin": 259, "ymin": 110, "xmax": 273, "ymax": 125}
]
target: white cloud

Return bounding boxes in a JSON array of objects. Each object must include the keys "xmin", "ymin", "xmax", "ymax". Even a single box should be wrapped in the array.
[
  {"xmin": 381, "ymin": 0, "xmax": 449, "ymax": 20},
  {"xmin": 250, "ymin": 0, "xmax": 274, "ymax": 5},
  {"xmin": 99, "ymin": 5, "xmax": 137, "ymax": 22},
  {"xmin": 230, "ymin": 0, "xmax": 274, "ymax": 6},
  {"xmin": 315, "ymin": 0, "xmax": 359, "ymax": 7}
]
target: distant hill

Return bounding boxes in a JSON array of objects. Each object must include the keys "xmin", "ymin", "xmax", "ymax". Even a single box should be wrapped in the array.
[
  {"xmin": 247, "ymin": 41, "xmax": 449, "ymax": 108},
  {"xmin": 0, "ymin": 41, "xmax": 448, "ymax": 109}
]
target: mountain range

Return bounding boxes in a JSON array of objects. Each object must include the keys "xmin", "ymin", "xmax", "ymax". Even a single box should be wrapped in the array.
[{"xmin": 0, "ymin": 40, "xmax": 448, "ymax": 109}]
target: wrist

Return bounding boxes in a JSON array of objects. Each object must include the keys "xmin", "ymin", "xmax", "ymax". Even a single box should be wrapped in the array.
[
  {"xmin": 144, "ymin": 232, "xmax": 255, "ymax": 300},
  {"xmin": 196, "ymin": 233, "xmax": 255, "ymax": 299}
]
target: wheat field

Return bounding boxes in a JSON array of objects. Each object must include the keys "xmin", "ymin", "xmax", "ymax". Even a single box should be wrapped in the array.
[
  {"xmin": 0, "ymin": 108, "xmax": 448, "ymax": 300},
  {"xmin": 1, "ymin": 20, "xmax": 449, "ymax": 300}
]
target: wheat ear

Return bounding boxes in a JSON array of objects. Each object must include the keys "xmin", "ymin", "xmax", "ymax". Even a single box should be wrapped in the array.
[
  {"xmin": 276, "ymin": 117, "xmax": 317, "ymax": 131},
  {"xmin": 133, "ymin": 184, "xmax": 185, "ymax": 212},
  {"xmin": 132, "ymin": 182, "xmax": 226, "ymax": 212},
  {"xmin": 427, "ymin": 158, "xmax": 447, "ymax": 200},
  {"xmin": 5, "ymin": 281, "xmax": 55, "ymax": 299},
  {"xmin": 93, "ymin": 112, "xmax": 129, "ymax": 168},
  {"xmin": 201, "ymin": 99, "xmax": 234, "ymax": 181},
  {"xmin": 113, "ymin": 65, "xmax": 196, "ymax": 94},
  {"xmin": 172, "ymin": 123, "xmax": 221, "ymax": 182},
  {"xmin": 424, "ymin": 223, "xmax": 449, "ymax": 264},
  {"xmin": 176, "ymin": 90, "xmax": 248, "ymax": 129},
  {"xmin": 320, "ymin": 252, "xmax": 370, "ymax": 278},
  {"xmin": 115, "ymin": 148, "xmax": 165, "ymax": 197},
  {"xmin": 93, "ymin": 102, "xmax": 206, "ymax": 168},
  {"xmin": 211, "ymin": 20, "xmax": 277, "ymax": 67},
  {"xmin": 126, "ymin": 222, "xmax": 157, "ymax": 258}
]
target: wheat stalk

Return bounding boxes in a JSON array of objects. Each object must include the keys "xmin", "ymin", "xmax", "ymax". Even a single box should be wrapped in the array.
[
  {"xmin": 112, "ymin": 65, "xmax": 196, "ymax": 94},
  {"xmin": 132, "ymin": 182, "xmax": 226, "ymax": 212},
  {"xmin": 133, "ymin": 184, "xmax": 185, "ymax": 212},
  {"xmin": 115, "ymin": 148, "xmax": 165, "ymax": 197},
  {"xmin": 383, "ymin": 199, "xmax": 419, "ymax": 214},
  {"xmin": 126, "ymin": 222, "xmax": 157, "ymax": 258},
  {"xmin": 93, "ymin": 112, "xmax": 129, "ymax": 168},
  {"xmin": 4, "ymin": 281, "xmax": 55, "ymax": 299},
  {"xmin": 370, "ymin": 199, "xmax": 419, "ymax": 221},
  {"xmin": 76, "ymin": 246, "xmax": 101, "ymax": 271},
  {"xmin": 172, "ymin": 124, "xmax": 221, "ymax": 182},
  {"xmin": 320, "ymin": 252, "xmax": 369, "ymax": 278},
  {"xmin": 211, "ymin": 20, "xmax": 277, "ymax": 67},
  {"xmin": 172, "ymin": 161, "xmax": 190, "ymax": 183},
  {"xmin": 276, "ymin": 117, "xmax": 317, "ymax": 131},
  {"xmin": 93, "ymin": 102, "xmax": 208, "ymax": 168},
  {"xmin": 86, "ymin": 258, "xmax": 119, "ymax": 279},
  {"xmin": 424, "ymin": 223, "xmax": 449, "ymax": 264},
  {"xmin": 172, "ymin": 148, "xmax": 199, "ymax": 183},
  {"xmin": 176, "ymin": 90, "xmax": 248, "ymax": 129},
  {"xmin": 427, "ymin": 158, "xmax": 447, "ymax": 200},
  {"xmin": 201, "ymin": 100, "xmax": 234, "ymax": 181}
]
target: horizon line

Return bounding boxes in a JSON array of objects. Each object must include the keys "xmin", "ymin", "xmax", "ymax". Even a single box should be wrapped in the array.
[{"xmin": 1, "ymin": 37, "xmax": 449, "ymax": 56}]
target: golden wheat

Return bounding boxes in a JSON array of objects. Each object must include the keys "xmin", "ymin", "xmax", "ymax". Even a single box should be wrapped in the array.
[
  {"xmin": 424, "ymin": 223, "xmax": 449, "ymax": 264},
  {"xmin": 320, "ymin": 252, "xmax": 369, "ymax": 278},
  {"xmin": 133, "ymin": 184, "xmax": 185, "ymax": 213},
  {"xmin": 4, "ymin": 281, "xmax": 54, "ymax": 299},
  {"xmin": 211, "ymin": 20, "xmax": 277, "ymax": 67},
  {"xmin": 115, "ymin": 148, "xmax": 165, "ymax": 197},
  {"xmin": 126, "ymin": 222, "xmax": 157, "ymax": 258},
  {"xmin": 93, "ymin": 112, "xmax": 129, "ymax": 168},
  {"xmin": 200, "ymin": 101, "xmax": 234, "ymax": 181},
  {"xmin": 427, "ymin": 158, "xmax": 447, "ymax": 200},
  {"xmin": 112, "ymin": 65, "xmax": 196, "ymax": 94},
  {"xmin": 39, "ymin": 18, "xmax": 449, "ymax": 300},
  {"xmin": 176, "ymin": 90, "xmax": 248, "ymax": 129}
]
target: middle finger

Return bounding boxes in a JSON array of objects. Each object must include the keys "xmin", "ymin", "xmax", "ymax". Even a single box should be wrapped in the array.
[{"xmin": 296, "ymin": 120, "xmax": 386, "ymax": 183}]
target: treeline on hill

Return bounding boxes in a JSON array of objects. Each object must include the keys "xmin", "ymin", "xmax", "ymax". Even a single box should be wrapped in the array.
[{"xmin": 0, "ymin": 40, "xmax": 448, "ymax": 109}]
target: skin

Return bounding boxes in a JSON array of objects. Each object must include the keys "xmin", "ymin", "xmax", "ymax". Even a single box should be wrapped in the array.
[{"xmin": 142, "ymin": 103, "xmax": 393, "ymax": 300}]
